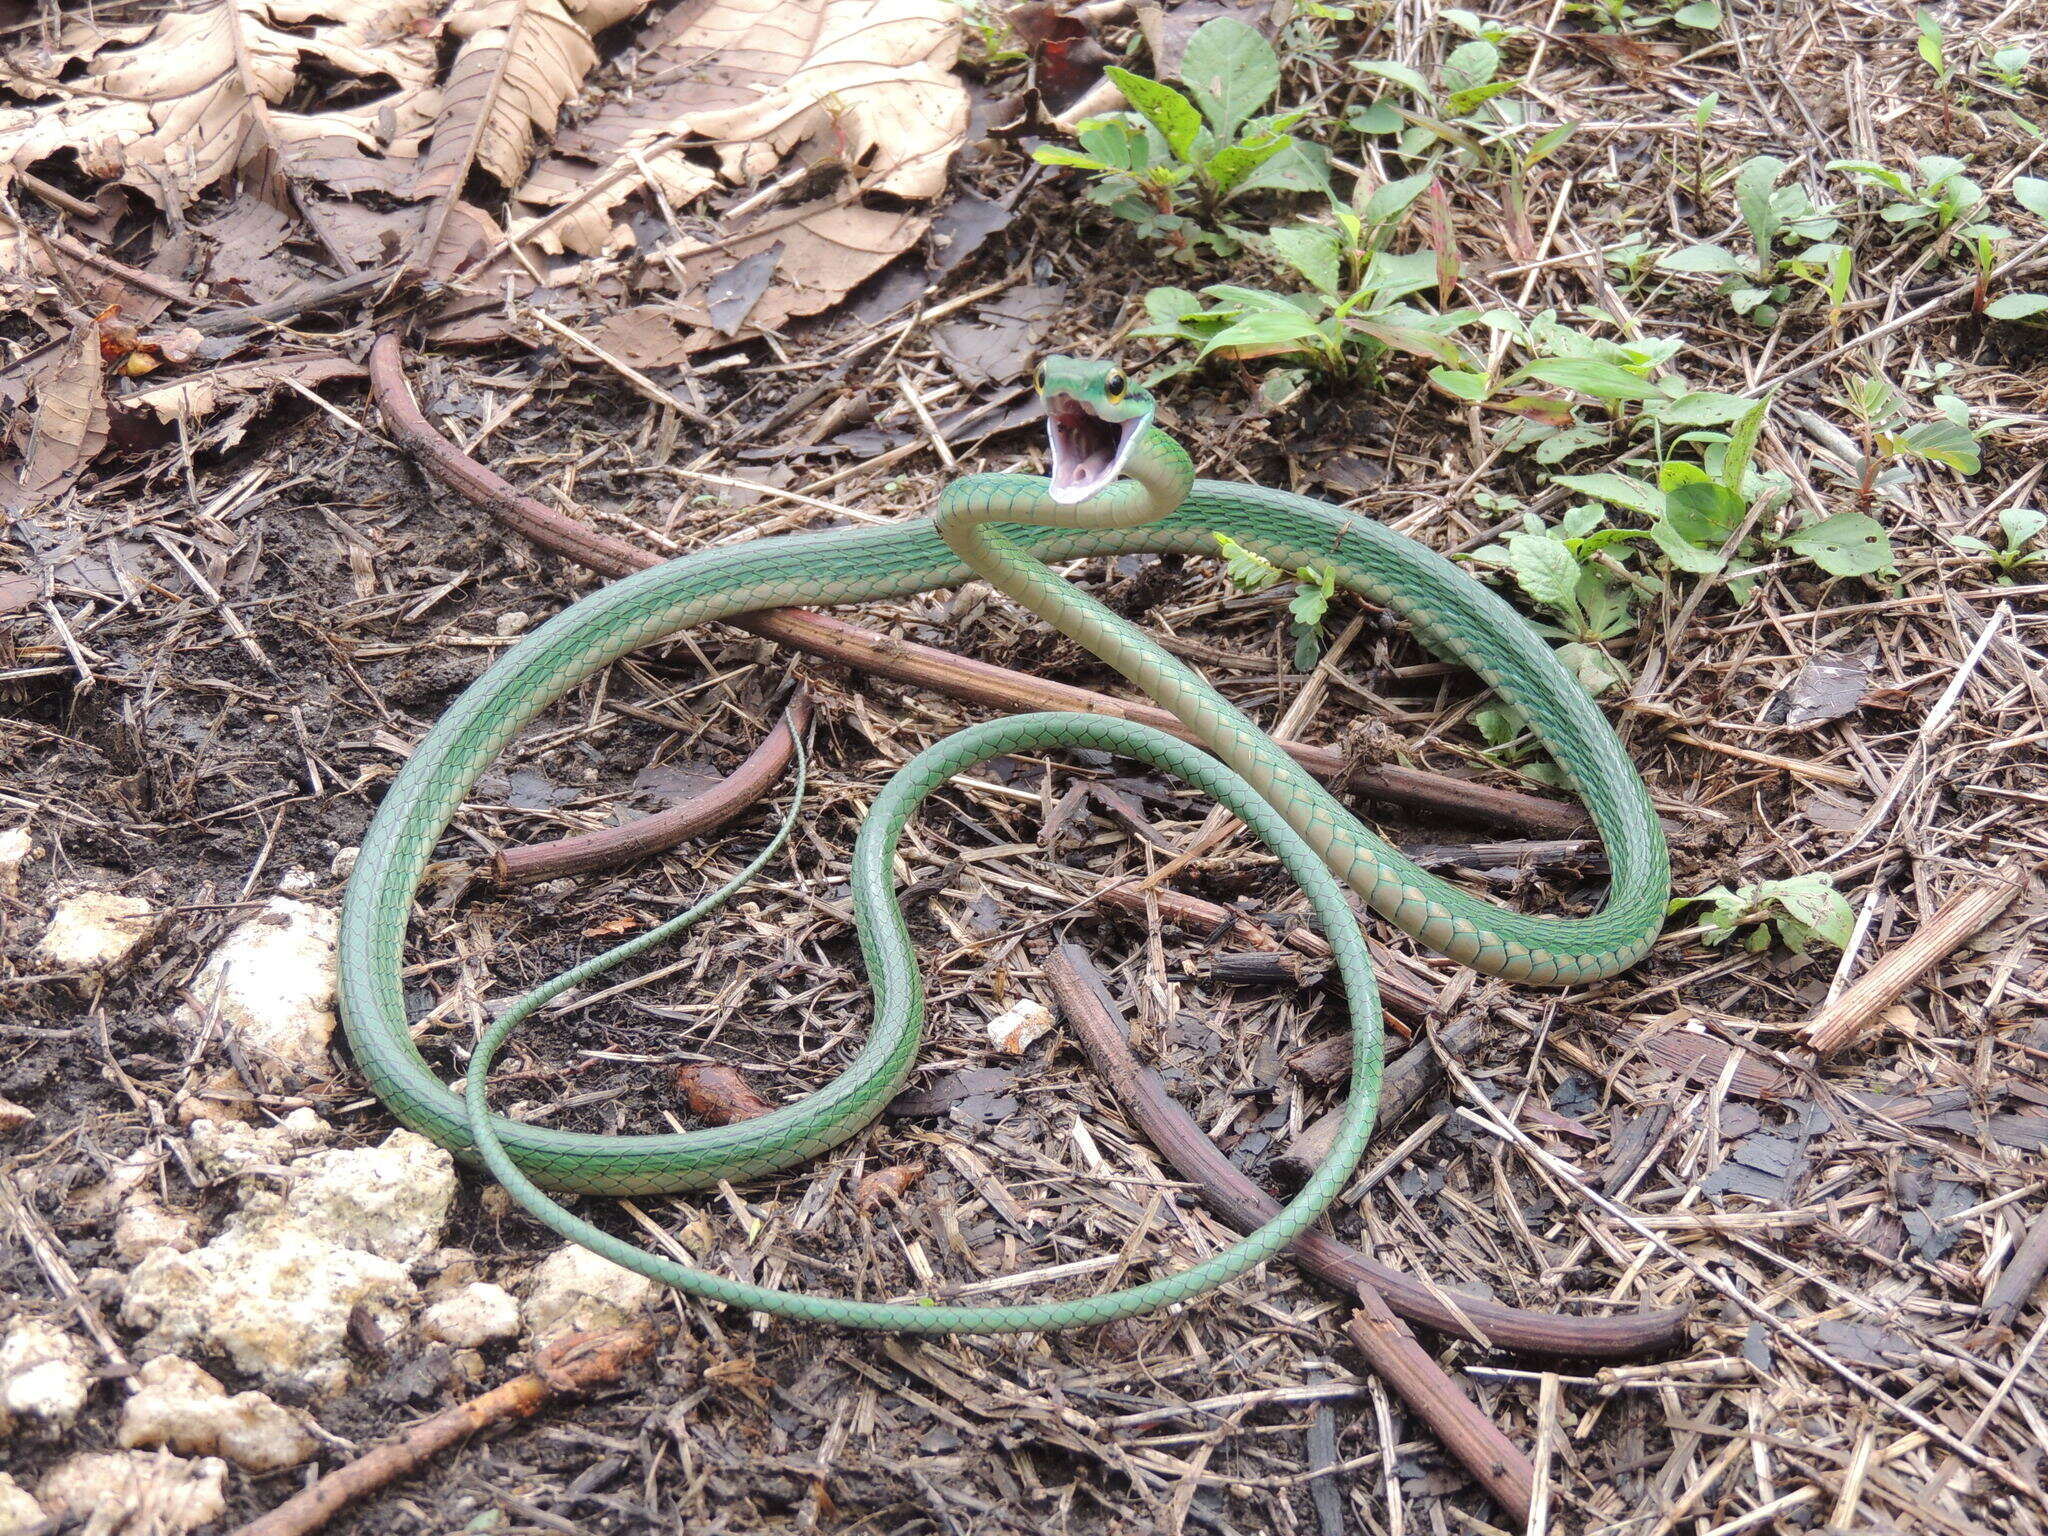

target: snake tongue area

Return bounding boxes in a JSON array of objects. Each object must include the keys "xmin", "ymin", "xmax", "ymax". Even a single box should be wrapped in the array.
[{"xmin": 1047, "ymin": 396, "xmax": 1141, "ymax": 505}]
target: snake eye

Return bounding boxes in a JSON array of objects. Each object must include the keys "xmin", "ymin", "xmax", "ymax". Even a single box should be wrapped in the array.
[
  {"xmin": 1104, "ymin": 370, "xmax": 1127, "ymax": 401},
  {"xmin": 1033, "ymin": 364, "xmax": 1047, "ymax": 394}
]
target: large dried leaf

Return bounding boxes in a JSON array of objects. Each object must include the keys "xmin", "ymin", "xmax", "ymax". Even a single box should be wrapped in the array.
[
  {"xmin": 0, "ymin": 0, "xmax": 441, "ymax": 205},
  {"xmin": 0, "ymin": 325, "xmax": 110, "ymax": 513},
  {"xmin": 513, "ymin": 0, "xmax": 967, "ymax": 257}
]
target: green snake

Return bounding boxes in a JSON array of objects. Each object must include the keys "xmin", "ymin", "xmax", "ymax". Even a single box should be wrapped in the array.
[{"xmin": 338, "ymin": 358, "xmax": 1668, "ymax": 1334}]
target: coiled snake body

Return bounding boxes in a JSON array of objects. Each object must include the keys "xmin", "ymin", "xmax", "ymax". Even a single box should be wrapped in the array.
[{"xmin": 338, "ymin": 358, "xmax": 1668, "ymax": 1333}]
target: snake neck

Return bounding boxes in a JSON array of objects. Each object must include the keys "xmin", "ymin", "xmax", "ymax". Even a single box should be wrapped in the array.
[{"xmin": 936, "ymin": 426, "xmax": 1194, "ymax": 544}]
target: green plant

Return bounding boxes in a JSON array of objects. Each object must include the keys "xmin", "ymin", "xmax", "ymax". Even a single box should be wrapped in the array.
[
  {"xmin": 1468, "ymin": 502, "xmax": 1646, "ymax": 692},
  {"xmin": 1568, "ymin": 0, "xmax": 1721, "ymax": 31},
  {"xmin": 1829, "ymin": 155, "xmax": 1988, "ymax": 251},
  {"xmin": 1137, "ymin": 244, "xmax": 1479, "ymax": 387},
  {"xmin": 1839, "ymin": 374, "xmax": 1985, "ymax": 504},
  {"xmin": 1658, "ymin": 155, "xmax": 1839, "ymax": 323},
  {"xmin": 1983, "ymin": 41, "xmax": 2033, "ymax": 89},
  {"xmin": 1672, "ymin": 873, "xmax": 1854, "ymax": 955},
  {"xmin": 1916, "ymin": 7, "xmax": 1951, "ymax": 88},
  {"xmin": 1348, "ymin": 41, "xmax": 1523, "ymax": 150},
  {"xmin": 1950, "ymin": 507, "xmax": 2048, "ymax": 580},
  {"xmin": 1985, "ymin": 177, "xmax": 2048, "ymax": 319},
  {"xmin": 1549, "ymin": 395, "xmax": 1780, "ymax": 591},
  {"xmin": 1032, "ymin": 18, "xmax": 1326, "ymax": 257},
  {"xmin": 1212, "ymin": 534, "xmax": 1340, "ymax": 668}
]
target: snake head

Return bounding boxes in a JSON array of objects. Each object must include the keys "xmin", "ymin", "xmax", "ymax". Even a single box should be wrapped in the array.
[{"xmin": 1036, "ymin": 357, "xmax": 1155, "ymax": 505}]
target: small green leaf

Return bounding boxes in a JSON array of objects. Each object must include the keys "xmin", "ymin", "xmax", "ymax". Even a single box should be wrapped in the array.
[
  {"xmin": 1650, "ymin": 519, "xmax": 1728, "ymax": 574},
  {"xmin": 1890, "ymin": 418, "xmax": 1983, "ymax": 473},
  {"xmin": 1664, "ymin": 480, "xmax": 1747, "ymax": 545},
  {"xmin": 1031, "ymin": 147, "xmax": 1115, "ymax": 172},
  {"xmin": 1672, "ymin": 1, "xmax": 1721, "ymax": 27},
  {"xmin": 1361, "ymin": 171, "xmax": 1434, "ymax": 226},
  {"xmin": 2015, "ymin": 177, "xmax": 2048, "ymax": 220},
  {"xmin": 1758, "ymin": 875, "xmax": 1854, "ymax": 949},
  {"xmin": 1103, "ymin": 67, "xmax": 1203, "ymax": 162},
  {"xmin": 1998, "ymin": 506, "xmax": 2047, "ymax": 548},
  {"xmin": 1199, "ymin": 309, "xmax": 1327, "ymax": 357},
  {"xmin": 1783, "ymin": 512, "xmax": 1897, "ymax": 578},
  {"xmin": 1265, "ymin": 225, "xmax": 1344, "ymax": 297},
  {"xmin": 1659, "ymin": 243, "xmax": 1751, "ymax": 275},
  {"xmin": 1551, "ymin": 473, "xmax": 1667, "ymax": 518},
  {"xmin": 1179, "ymin": 17, "xmax": 1279, "ymax": 139},
  {"xmin": 1517, "ymin": 358, "xmax": 1662, "ymax": 401},
  {"xmin": 1353, "ymin": 58, "xmax": 1434, "ymax": 96},
  {"xmin": 1502, "ymin": 533, "xmax": 1584, "ymax": 612},
  {"xmin": 1441, "ymin": 39, "xmax": 1500, "ymax": 95},
  {"xmin": 1430, "ymin": 366, "xmax": 1493, "ymax": 401},
  {"xmin": 1986, "ymin": 292, "xmax": 2048, "ymax": 320},
  {"xmin": 1214, "ymin": 533, "xmax": 1283, "ymax": 591},
  {"xmin": 1144, "ymin": 286, "xmax": 1206, "ymax": 325},
  {"xmin": 1202, "ymin": 132, "xmax": 1294, "ymax": 197},
  {"xmin": 1650, "ymin": 392, "xmax": 1760, "ymax": 426},
  {"xmin": 1720, "ymin": 395, "xmax": 1772, "ymax": 494},
  {"xmin": 1734, "ymin": 154, "xmax": 1787, "ymax": 252}
]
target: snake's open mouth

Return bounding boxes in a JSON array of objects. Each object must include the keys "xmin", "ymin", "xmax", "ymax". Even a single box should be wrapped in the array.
[{"xmin": 1046, "ymin": 396, "xmax": 1143, "ymax": 505}]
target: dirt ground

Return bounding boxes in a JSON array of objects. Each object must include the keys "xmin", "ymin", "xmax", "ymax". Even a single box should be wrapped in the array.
[{"xmin": 6, "ymin": 1, "xmax": 2048, "ymax": 1533}]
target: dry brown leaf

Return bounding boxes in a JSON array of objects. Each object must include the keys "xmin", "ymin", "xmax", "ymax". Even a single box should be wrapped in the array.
[
  {"xmin": 0, "ymin": 0, "xmax": 441, "ymax": 206},
  {"xmin": 513, "ymin": 0, "xmax": 966, "ymax": 258},
  {"xmin": 0, "ymin": 323, "xmax": 110, "ymax": 512}
]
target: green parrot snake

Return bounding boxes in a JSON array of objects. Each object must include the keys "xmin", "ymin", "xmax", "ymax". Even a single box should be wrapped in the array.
[{"xmin": 338, "ymin": 357, "xmax": 1668, "ymax": 1334}]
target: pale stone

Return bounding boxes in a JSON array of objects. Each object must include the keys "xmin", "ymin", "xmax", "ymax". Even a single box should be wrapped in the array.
[
  {"xmin": 112, "ymin": 1197, "xmax": 206, "ymax": 1264},
  {"xmin": 186, "ymin": 1109, "xmax": 331, "ymax": 1181},
  {"xmin": 38, "ymin": 1451, "xmax": 227, "ymax": 1535},
  {"xmin": 262, "ymin": 1129, "xmax": 457, "ymax": 1263},
  {"xmin": 420, "ymin": 1282, "xmax": 522, "ymax": 1348},
  {"xmin": 0, "ymin": 825, "xmax": 32, "ymax": 899},
  {"xmin": 37, "ymin": 890, "xmax": 156, "ymax": 973},
  {"xmin": 183, "ymin": 898, "xmax": 339, "ymax": 1082},
  {"xmin": 123, "ymin": 1222, "xmax": 414, "ymax": 1398},
  {"xmin": 523, "ymin": 1245, "xmax": 659, "ymax": 1341},
  {"xmin": 0, "ymin": 1320, "xmax": 92, "ymax": 1435},
  {"xmin": 987, "ymin": 997, "xmax": 1056, "ymax": 1054},
  {"xmin": 118, "ymin": 1356, "xmax": 317, "ymax": 1473},
  {"xmin": 0, "ymin": 1099, "xmax": 30, "ymax": 1137},
  {"xmin": 0, "ymin": 1473, "xmax": 42, "ymax": 1535}
]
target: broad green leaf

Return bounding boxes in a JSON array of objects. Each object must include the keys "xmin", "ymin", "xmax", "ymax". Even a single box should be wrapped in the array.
[
  {"xmin": 1199, "ymin": 309, "xmax": 1327, "ymax": 357},
  {"xmin": 1517, "ymin": 358, "xmax": 1662, "ymax": 400},
  {"xmin": 1999, "ymin": 507, "xmax": 2047, "ymax": 548},
  {"xmin": 1555, "ymin": 642, "xmax": 1629, "ymax": 695},
  {"xmin": 1986, "ymin": 292, "xmax": 2048, "ymax": 320},
  {"xmin": 1104, "ymin": 68, "xmax": 1203, "ymax": 162},
  {"xmin": 1201, "ymin": 282, "xmax": 1314, "ymax": 315},
  {"xmin": 1441, "ymin": 40, "xmax": 1500, "ymax": 95},
  {"xmin": 1783, "ymin": 512, "xmax": 1897, "ymax": 578},
  {"xmin": 2015, "ymin": 177, "xmax": 2048, "ymax": 219},
  {"xmin": 1348, "ymin": 316, "xmax": 1473, "ymax": 367},
  {"xmin": 1361, "ymin": 171, "xmax": 1433, "ymax": 226},
  {"xmin": 1266, "ymin": 225, "xmax": 1343, "ymax": 297},
  {"xmin": 1179, "ymin": 18, "xmax": 1279, "ymax": 139},
  {"xmin": 1665, "ymin": 480, "xmax": 1747, "ymax": 545},
  {"xmin": 1650, "ymin": 518, "xmax": 1728, "ymax": 574},
  {"xmin": 1551, "ymin": 473, "xmax": 1666, "ymax": 518},
  {"xmin": 1650, "ymin": 392, "xmax": 1759, "ymax": 426},
  {"xmin": 1236, "ymin": 139, "xmax": 1332, "ymax": 195},
  {"xmin": 1734, "ymin": 154, "xmax": 1787, "ymax": 252},
  {"xmin": 1202, "ymin": 131, "xmax": 1293, "ymax": 196},
  {"xmin": 1890, "ymin": 418, "xmax": 1982, "ymax": 473},
  {"xmin": 1758, "ymin": 875, "xmax": 1854, "ymax": 949},
  {"xmin": 1142, "ymin": 286, "xmax": 1207, "ymax": 329},
  {"xmin": 1444, "ymin": 78, "xmax": 1520, "ymax": 117},
  {"xmin": 1430, "ymin": 366, "xmax": 1493, "ymax": 401},
  {"xmin": 1346, "ymin": 101, "xmax": 1404, "ymax": 134},
  {"xmin": 1354, "ymin": 58, "xmax": 1433, "ymax": 96},
  {"xmin": 1503, "ymin": 533, "xmax": 1584, "ymax": 612},
  {"xmin": 1658, "ymin": 243, "xmax": 1750, "ymax": 275},
  {"xmin": 1672, "ymin": 1, "xmax": 1721, "ymax": 26},
  {"xmin": 1828, "ymin": 159, "xmax": 1911, "ymax": 194}
]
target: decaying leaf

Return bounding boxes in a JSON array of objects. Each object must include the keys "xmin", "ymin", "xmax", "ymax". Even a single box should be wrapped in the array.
[
  {"xmin": 0, "ymin": 0, "xmax": 442, "ymax": 205},
  {"xmin": 673, "ymin": 1063, "xmax": 775, "ymax": 1124},
  {"xmin": 855, "ymin": 1162, "xmax": 926, "ymax": 1211},
  {"xmin": 0, "ymin": 324, "xmax": 110, "ymax": 512},
  {"xmin": 121, "ymin": 352, "xmax": 364, "ymax": 427},
  {"xmin": 513, "ymin": 0, "xmax": 967, "ymax": 260}
]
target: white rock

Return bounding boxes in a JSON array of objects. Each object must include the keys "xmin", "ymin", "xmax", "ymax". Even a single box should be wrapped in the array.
[
  {"xmin": 496, "ymin": 610, "xmax": 531, "ymax": 637},
  {"xmin": 264, "ymin": 1130, "xmax": 457, "ymax": 1263},
  {"xmin": 119, "ymin": 1356, "xmax": 317, "ymax": 1473},
  {"xmin": 38, "ymin": 1451, "xmax": 227, "ymax": 1535},
  {"xmin": 0, "ymin": 1473, "xmax": 42, "ymax": 1535},
  {"xmin": 123, "ymin": 1222, "xmax": 414, "ymax": 1398},
  {"xmin": 0, "ymin": 825, "xmax": 31, "ymax": 899},
  {"xmin": 187, "ymin": 1109, "xmax": 331, "ymax": 1181},
  {"xmin": 420, "ymin": 1282, "xmax": 522, "ymax": 1348},
  {"xmin": 183, "ymin": 898, "xmax": 339, "ymax": 1082},
  {"xmin": 0, "ymin": 1319, "xmax": 92, "ymax": 1435},
  {"xmin": 112, "ymin": 1196, "xmax": 207, "ymax": 1264},
  {"xmin": 987, "ymin": 997, "xmax": 1056, "ymax": 1055},
  {"xmin": 37, "ymin": 890, "xmax": 156, "ymax": 974},
  {"xmin": 523, "ymin": 1246, "xmax": 660, "ymax": 1341}
]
